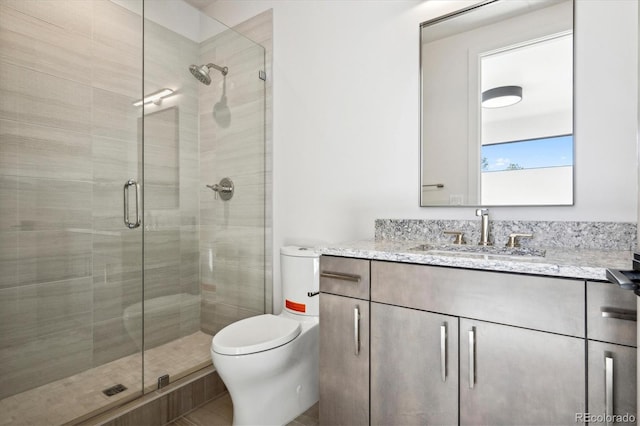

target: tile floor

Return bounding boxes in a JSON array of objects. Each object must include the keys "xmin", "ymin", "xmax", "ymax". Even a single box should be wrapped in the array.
[
  {"xmin": 0, "ymin": 331, "xmax": 212, "ymax": 426},
  {"xmin": 171, "ymin": 393, "xmax": 319, "ymax": 426}
]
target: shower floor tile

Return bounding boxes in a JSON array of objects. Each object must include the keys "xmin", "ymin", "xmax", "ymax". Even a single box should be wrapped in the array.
[{"xmin": 0, "ymin": 331, "xmax": 213, "ymax": 426}]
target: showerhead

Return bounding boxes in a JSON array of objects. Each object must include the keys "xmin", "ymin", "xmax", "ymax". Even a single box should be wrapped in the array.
[
  {"xmin": 189, "ymin": 64, "xmax": 211, "ymax": 85},
  {"xmin": 189, "ymin": 63, "xmax": 229, "ymax": 86}
]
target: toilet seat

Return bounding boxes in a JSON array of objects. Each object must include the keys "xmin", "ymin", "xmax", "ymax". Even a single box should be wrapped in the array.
[{"xmin": 212, "ymin": 314, "xmax": 302, "ymax": 356}]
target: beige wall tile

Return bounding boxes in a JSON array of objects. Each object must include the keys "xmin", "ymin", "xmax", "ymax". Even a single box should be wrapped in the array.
[
  {"xmin": 0, "ymin": 5, "xmax": 92, "ymax": 84},
  {"xmin": 144, "ymin": 302, "xmax": 181, "ymax": 350},
  {"xmin": 144, "ymin": 265, "xmax": 182, "ymax": 301},
  {"xmin": 92, "ymin": 232, "xmax": 143, "ymax": 279},
  {"xmin": 17, "ymin": 230, "xmax": 92, "ymax": 286},
  {"xmin": 0, "ymin": 231, "xmax": 17, "ymax": 289},
  {"xmin": 0, "ymin": 324, "xmax": 93, "ymax": 399},
  {"xmin": 0, "ymin": 119, "xmax": 19, "ymax": 177},
  {"xmin": 0, "ymin": 61, "xmax": 21, "ymax": 121},
  {"xmin": 92, "ymin": 88, "xmax": 141, "ymax": 141},
  {"xmin": 93, "ymin": 317, "xmax": 139, "ymax": 366},
  {"xmin": 19, "ymin": 121, "xmax": 92, "ymax": 181},
  {"xmin": 91, "ymin": 39, "xmax": 142, "ymax": 98},
  {"xmin": 0, "ymin": 278, "xmax": 93, "ymax": 348},
  {"xmin": 92, "ymin": 135, "xmax": 139, "ymax": 184},
  {"xmin": 92, "ymin": 0, "xmax": 142, "ymax": 98},
  {"xmin": 0, "ymin": 286, "xmax": 34, "ymax": 346},
  {"xmin": 93, "ymin": 0, "xmax": 142, "ymax": 50},
  {"xmin": 92, "ymin": 269, "xmax": 143, "ymax": 323},
  {"xmin": 2, "ymin": 0, "xmax": 93, "ymax": 37},
  {"xmin": 0, "ymin": 176, "xmax": 17, "ymax": 231},
  {"xmin": 17, "ymin": 66, "xmax": 92, "ymax": 133},
  {"xmin": 18, "ymin": 178, "xmax": 92, "ymax": 231}
]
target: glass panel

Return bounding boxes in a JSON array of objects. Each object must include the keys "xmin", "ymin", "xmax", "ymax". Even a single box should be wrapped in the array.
[
  {"xmin": 0, "ymin": 0, "xmax": 144, "ymax": 423},
  {"xmin": 142, "ymin": 1, "xmax": 266, "ymax": 390}
]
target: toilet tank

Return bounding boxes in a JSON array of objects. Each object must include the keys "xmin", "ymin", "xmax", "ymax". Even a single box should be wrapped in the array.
[{"xmin": 280, "ymin": 246, "xmax": 320, "ymax": 316}]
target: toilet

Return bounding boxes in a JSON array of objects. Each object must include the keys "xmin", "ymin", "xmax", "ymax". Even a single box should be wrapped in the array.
[{"xmin": 211, "ymin": 246, "xmax": 320, "ymax": 426}]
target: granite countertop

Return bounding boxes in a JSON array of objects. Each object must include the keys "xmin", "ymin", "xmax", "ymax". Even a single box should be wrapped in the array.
[{"xmin": 318, "ymin": 239, "xmax": 634, "ymax": 282}]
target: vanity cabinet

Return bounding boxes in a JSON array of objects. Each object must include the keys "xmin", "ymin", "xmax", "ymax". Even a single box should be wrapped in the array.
[
  {"xmin": 459, "ymin": 318, "xmax": 585, "ymax": 425},
  {"xmin": 586, "ymin": 281, "xmax": 637, "ymax": 423},
  {"xmin": 319, "ymin": 256, "xmax": 637, "ymax": 425},
  {"xmin": 370, "ymin": 303, "xmax": 458, "ymax": 425},
  {"xmin": 370, "ymin": 260, "xmax": 586, "ymax": 425},
  {"xmin": 319, "ymin": 256, "xmax": 370, "ymax": 426}
]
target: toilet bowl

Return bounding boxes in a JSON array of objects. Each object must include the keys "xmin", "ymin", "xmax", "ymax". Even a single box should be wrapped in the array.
[{"xmin": 211, "ymin": 246, "xmax": 320, "ymax": 426}]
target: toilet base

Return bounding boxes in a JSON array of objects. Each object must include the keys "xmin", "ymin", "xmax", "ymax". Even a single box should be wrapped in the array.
[{"xmin": 212, "ymin": 317, "xmax": 319, "ymax": 426}]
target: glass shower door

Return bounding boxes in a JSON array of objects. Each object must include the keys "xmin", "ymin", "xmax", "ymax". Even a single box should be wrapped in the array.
[
  {"xmin": 141, "ymin": 1, "xmax": 266, "ymax": 390},
  {"xmin": 0, "ymin": 0, "xmax": 145, "ymax": 423}
]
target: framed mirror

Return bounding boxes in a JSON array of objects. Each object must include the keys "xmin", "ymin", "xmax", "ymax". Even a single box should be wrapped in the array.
[{"xmin": 420, "ymin": 0, "xmax": 574, "ymax": 207}]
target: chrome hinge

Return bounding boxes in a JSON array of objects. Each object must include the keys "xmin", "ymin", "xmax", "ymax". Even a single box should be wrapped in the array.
[
  {"xmin": 157, "ymin": 374, "xmax": 170, "ymax": 389},
  {"xmin": 258, "ymin": 70, "xmax": 266, "ymax": 81}
]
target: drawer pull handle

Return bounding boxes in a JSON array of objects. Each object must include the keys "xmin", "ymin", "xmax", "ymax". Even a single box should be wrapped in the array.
[
  {"xmin": 605, "ymin": 355, "xmax": 614, "ymax": 426},
  {"xmin": 354, "ymin": 306, "xmax": 360, "ymax": 356},
  {"xmin": 601, "ymin": 308, "xmax": 637, "ymax": 322},
  {"xmin": 440, "ymin": 323, "xmax": 447, "ymax": 382},
  {"xmin": 469, "ymin": 328, "xmax": 475, "ymax": 389},
  {"xmin": 320, "ymin": 271, "xmax": 361, "ymax": 283}
]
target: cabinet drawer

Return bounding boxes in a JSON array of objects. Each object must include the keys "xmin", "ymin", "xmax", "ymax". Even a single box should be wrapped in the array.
[
  {"xmin": 320, "ymin": 256, "xmax": 370, "ymax": 300},
  {"xmin": 371, "ymin": 260, "xmax": 585, "ymax": 337},
  {"xmin": 587, "ymin": 281, "xmax": 637, "ymax": 347}
]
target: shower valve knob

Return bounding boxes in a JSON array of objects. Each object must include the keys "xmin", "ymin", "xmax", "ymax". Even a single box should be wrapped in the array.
[{"xmin": 206, "ymin": 178, "xmax": 234, "ymax": 201}]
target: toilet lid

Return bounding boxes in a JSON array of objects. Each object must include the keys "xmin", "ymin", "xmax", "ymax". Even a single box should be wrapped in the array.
[{"xmin": 212, "ymin": 314, "xmax": 302, "ymax": 356}]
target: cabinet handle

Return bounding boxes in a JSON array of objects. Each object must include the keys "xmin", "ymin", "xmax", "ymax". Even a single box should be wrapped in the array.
[
  {"xmin": 354, "ymin": 306, "xmax": 360, "ymax": 356},
  {"xmin": 601, "ymin": 307, "xmax": 637, "ymax": 322},
  {"xmin": 321, "ymin": 271, "xmax": 361, "ymax": 283},
  {"xmin": 469, "ymin": 328, "xmax": 475, "ymax": 389},
  {"xmin": 605, "ymin": 355, "xmax": 614, "ymax": 426},
  {"xmin": 440, "ymin": 323, "xmax": 447, "ymax": 382}
]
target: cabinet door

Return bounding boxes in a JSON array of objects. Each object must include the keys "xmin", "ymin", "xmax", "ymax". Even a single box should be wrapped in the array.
[
  {"xmin": 371, "ymin": 303, "xmax": 458, "ymax": 426},
  {"xmin": 460, "ymin": 319, "xmax": 585, "ymax": 425},
  {"xmin": 588, "ymin": 341, "xmax": 636, "ymax": 425},
  {"xmin": 319, "ymin": 293, "xmax": 369, "ymax": 426}
]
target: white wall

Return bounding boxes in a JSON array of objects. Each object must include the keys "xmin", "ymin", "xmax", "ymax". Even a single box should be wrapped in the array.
[{"xmin": 206, "ymin": 0, "xmax": 639, "ymax": 312}]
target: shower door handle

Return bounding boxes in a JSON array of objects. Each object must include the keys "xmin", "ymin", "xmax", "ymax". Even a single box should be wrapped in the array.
[{"xmin": 123, "ymin": 179, "xmax": 141, "ymax": 229}]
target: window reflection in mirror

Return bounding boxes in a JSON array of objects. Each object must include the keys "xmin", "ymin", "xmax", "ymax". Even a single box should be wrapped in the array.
[{"xmin": 420, "ymin": 0, "xmax": 574, "ymax": 207}]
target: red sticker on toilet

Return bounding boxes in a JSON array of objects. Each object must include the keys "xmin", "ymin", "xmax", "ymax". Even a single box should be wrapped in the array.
[{"xmin": 286, "ymin": 299, "xmax": 306, "ymax": 313}]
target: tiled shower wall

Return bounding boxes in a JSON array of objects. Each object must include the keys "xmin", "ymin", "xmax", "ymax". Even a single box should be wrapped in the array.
[{"xmin": 0, "ymin": 0, "xmax": 202, "ymax": 399}]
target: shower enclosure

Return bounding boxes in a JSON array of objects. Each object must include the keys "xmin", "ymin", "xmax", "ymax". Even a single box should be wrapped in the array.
[{"xmin": 0, "ymin": 0, "xmax": 266, "ymax": 424}]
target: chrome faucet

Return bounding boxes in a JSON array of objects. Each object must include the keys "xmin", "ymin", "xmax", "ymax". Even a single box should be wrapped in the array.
[{"xmin": 475, "ymin": 208, "xmax": 492, "ymax": 246}]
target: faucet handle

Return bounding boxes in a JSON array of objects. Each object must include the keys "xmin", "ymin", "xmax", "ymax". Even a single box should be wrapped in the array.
[
  {"xmin": 475, "ymin": 208, "xmax": 488, "ymax": 217},
  {"xmin": 444, "ymin": 230, "xmax": 465, "ymax": 245},
  {"xmin": 506, "ymin": 233, "xmax": 533, "ymax": 248}
]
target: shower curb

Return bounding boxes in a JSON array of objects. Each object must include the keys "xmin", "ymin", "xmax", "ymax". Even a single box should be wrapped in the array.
[{"xmin": 73, "ymin": 365, "xmax": 226, "ymax": 426}]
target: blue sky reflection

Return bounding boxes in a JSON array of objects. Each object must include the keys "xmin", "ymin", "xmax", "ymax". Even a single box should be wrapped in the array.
[{"xmin": 481, "ymin": 135, "xmax": 573, "ymax": 172}]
